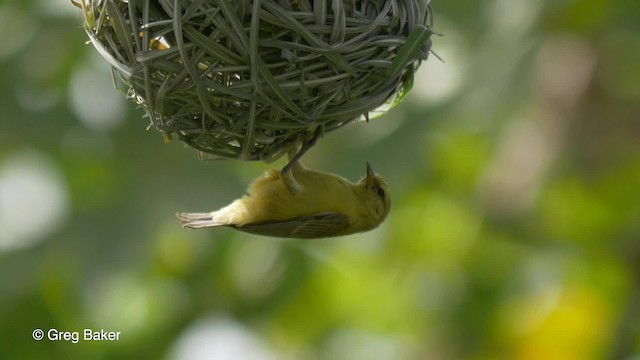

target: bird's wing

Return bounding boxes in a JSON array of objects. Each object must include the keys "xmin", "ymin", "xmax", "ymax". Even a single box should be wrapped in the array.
[{"xmin": 234, "ymin": 212, "xmax": 350, "ymax": 239}]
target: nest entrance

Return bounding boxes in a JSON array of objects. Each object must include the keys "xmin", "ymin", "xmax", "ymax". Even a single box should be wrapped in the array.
[{"xmin": 79, "ymin": 0, "xmax": 434, "ymax": 162}]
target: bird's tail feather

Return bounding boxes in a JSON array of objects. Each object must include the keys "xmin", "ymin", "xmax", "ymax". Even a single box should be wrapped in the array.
[{"xmin": 176, "ymin": 212, "xmax": 223, "ymax": 229}]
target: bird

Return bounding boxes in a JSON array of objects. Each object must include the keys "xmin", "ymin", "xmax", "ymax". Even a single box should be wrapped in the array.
[{"xmin": 176, "ymin": 162, "xmax": 391, "ymax": 239}]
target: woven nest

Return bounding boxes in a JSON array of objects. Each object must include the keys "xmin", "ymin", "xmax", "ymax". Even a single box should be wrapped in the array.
[{"xmin": 78, "ymin": 0, "xmax": 434, "ymax": 162}]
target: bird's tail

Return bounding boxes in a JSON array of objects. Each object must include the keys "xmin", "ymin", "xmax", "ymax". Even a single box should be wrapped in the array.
[{"xmin": 176, "ymin": 212, "xmax": 224, "ymax": 229}]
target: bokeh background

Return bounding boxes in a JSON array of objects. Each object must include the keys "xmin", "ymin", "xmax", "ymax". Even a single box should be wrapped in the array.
[{"xmin": 1, "ymin": 0, "xmax": 639, "ymax": 359}]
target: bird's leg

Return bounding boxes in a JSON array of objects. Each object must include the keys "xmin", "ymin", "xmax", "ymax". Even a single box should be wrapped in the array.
[
  {"xmin": 280, "ymin": 150, "xmax": 304, "ymax": 193},
  {"xmin": 287, "ymin": 148, "xmax": 305, "ymax": 170},
  {"xmin": 283, "ymin": 126, "xmax": 323, "ymax": 173},
  {"xmin": 280, "ymin": 127, "xmax": 323, "ymax": 193}
]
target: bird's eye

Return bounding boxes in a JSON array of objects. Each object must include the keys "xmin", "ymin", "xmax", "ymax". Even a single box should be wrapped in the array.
[{"xmin": 375, "ymin": 187, "xmax": 385, "ymax": 199}]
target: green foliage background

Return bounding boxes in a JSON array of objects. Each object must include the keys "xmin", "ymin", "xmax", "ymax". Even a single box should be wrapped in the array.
[{"xmin": 1, "ymin": 0, "xmax": 639, "ymax": 359}]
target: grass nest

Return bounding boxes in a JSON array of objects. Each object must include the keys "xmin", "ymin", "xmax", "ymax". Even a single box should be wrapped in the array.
[{"xmin": 77, "ymin": 0, "xmax": 434, "ymax": 162}]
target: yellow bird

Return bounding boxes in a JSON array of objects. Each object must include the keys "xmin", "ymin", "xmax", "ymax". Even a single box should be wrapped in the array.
[{"xmin": 176, "ymin": 163, "xmax": 391, "ymax": 239}]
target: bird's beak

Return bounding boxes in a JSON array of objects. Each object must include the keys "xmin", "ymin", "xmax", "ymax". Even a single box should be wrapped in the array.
[{"xmin": 365, "ymin": 162, "xmax": 375, "ymax": 183}]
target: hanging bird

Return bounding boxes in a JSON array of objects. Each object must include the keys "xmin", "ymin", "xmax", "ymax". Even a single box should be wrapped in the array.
[{"xmin": 176, "ymin": 163, "xmax": 391, "ymax": 239}]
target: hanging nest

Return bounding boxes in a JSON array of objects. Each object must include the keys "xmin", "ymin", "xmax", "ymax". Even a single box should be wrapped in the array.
[{"xmin": 77, "ymin": 0, "xmax": 434, "ymax": 162}]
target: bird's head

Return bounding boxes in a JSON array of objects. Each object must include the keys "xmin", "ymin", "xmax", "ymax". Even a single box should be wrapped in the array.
[{"xmin": 357, "ymin": 162, "xmax": 391, "ymax": 228}]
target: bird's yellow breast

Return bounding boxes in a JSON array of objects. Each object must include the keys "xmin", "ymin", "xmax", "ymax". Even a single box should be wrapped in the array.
[{"xmin": 238, "ymin": 169, "xmax": 357, "ymax": 225}]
